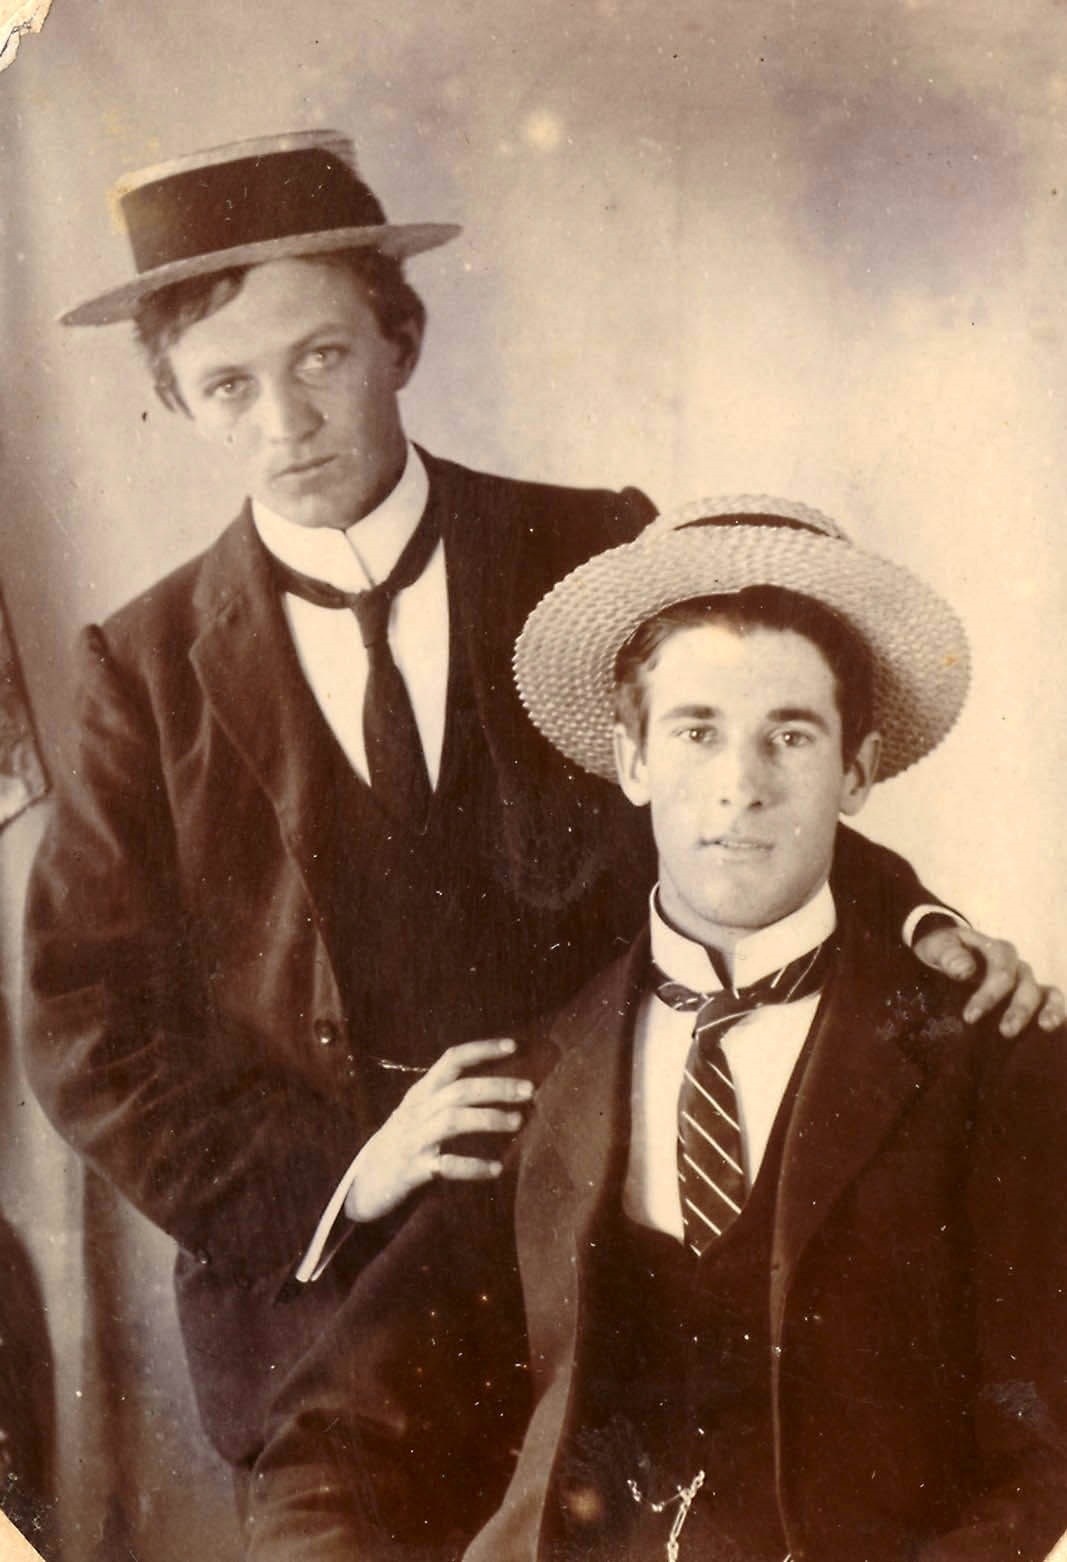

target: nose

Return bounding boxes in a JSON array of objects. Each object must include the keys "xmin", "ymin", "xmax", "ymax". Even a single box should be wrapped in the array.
[
  {"xmin": 711, "ymin": 740, "xmax": 768, "ymax": 811},
  {"xmin": 258, "ymin": 377, "xmax": 323, "ymax": 444}
]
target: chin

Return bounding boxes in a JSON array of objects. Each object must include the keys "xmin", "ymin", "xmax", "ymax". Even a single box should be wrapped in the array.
[
  {"xmin": 282, "ymin": 504, "xmax": 346, "ymax": 531},
  {"xmin": 688, "ymin": 896, "xmax": 781, "ymax": 942}
]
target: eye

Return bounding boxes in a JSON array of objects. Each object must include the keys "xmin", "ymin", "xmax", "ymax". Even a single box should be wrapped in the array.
[
  {"xmin": 300, "ymin": 344, "xmax": 347, "ymax": 375},
  {"xmin": 205, "ymin": 376, "xmax": 251, "ymax": 403},
  {"xmin": 676, "ymin": 725, "xmax": 718, "ymax": 745},
  {"xmin": 772, "ymin": 729, "xmax": 814, "ymax": 749}
]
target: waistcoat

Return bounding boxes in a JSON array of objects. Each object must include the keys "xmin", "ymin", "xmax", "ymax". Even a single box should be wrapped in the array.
[
  {"xmin": 293, "ymin": 595, "xmax": 628, "ymax": 1130},
  {"xmin": 547, "ymin": 1046, "xmax": 811, "ymax": 1562}
]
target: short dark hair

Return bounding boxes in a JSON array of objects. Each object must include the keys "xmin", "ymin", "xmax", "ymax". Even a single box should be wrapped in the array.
[
  {"xmin": 613, "ymin": 586, "xmax": 876, "ymax": 763},
  {"xmin": 132, "ymin": 247, "xmax": 426, "ymax": 413}
]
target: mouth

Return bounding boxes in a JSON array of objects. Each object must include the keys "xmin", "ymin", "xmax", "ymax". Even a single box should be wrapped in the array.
[
  {"xmin": 273, "ymin": 455, "xmax": 337, "ymax": 482},
  {"xmin": 704, "ymin": 836, "xmax": 773, "ymax": 855}
]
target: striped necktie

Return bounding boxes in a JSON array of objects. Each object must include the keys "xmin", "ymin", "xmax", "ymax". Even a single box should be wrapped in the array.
[
  {"xmin": 269, "ymin": 498, "xmax": 441, "ymax": 820},
  {"xmin": 653, "ymin": 941, "xmax": 832, "ymax": 1257}
]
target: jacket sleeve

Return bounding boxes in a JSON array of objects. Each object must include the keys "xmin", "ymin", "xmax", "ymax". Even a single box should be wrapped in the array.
[
  {"xmin": 917, "ymin": 1023, "xmax": 1067, "ymax": 1560},
  {"xmin": 831, "ymin": 823, "xmax": 956, "ymax": 947},
  {"xmin": 22, "ymin": 627, "xmax": 362, "ymax": 1286},
  {"xmin": 605, "ymin": 484, "xmax": 657, "ymax": 543},
  {"xmin": 247, "ymin": 1173, "xmax": 531, "ymax": 1562}
]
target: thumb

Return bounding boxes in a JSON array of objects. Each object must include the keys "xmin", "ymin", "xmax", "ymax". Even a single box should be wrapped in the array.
[{"xmin": 916, "ymin": 925, "xmax": 978, "ymax": 980}]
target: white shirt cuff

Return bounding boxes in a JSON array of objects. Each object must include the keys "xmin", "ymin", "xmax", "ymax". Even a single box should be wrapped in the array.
[
  {"xmin": 295, "ymin": 1151, "xmax": 363, "ymax": 1284},
  {"xmin": 902, "ymin": 902, "xmax": 967, "ymax": 948}
]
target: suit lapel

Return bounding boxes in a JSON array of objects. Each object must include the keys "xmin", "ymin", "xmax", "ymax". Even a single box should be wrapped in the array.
[
  {"xmin": 488, "ymin": 940, "xmax": 644, "ymax": 1546},
  {"xmin": 421, "ymin": 451, "xmax": 527, "ymax": 793},
  {"xmin": 530, "ymin": 935, "xmax": 648, "ymax": 1216},
  {"xmin": 188, "ymin": 507, "xmax": 338, "ymax": 880},
  {"xmin": 770, "ymin": 920, "xmax": 928, "ymax": 1343}
]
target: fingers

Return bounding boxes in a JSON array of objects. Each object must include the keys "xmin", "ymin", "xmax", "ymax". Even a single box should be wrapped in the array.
[
  {"xmin": 915, "ymin": 926, "xmax": 1065, "ymax": 1038},
  {"xmin": 1038, "ymin": 986, "xmax": 1066, "ymax": 1033},
  {"xmin": 345, "ymin": 1054, "xmax": 530, "ymax": 1222},
  {"xmin": 424, "ymin": 1037, "xmax": 520, "ymax": 1083},
  {"xmin": 996, "ymin": 976, "xmax": 1066, "ymax": 1038},
  {"xmin": 434, "ymin": 1153, "xmax": 504, "ymax": 1183},
  {"xmin": 993, "ymin": 963, "xmax": 1041, "ymax": 1038},
  {"xmin": 961, "ymin": 943, "xmax": 1019, "ymax": 1025},
  {"xmin": 435, "ymin": 1074, "xmax": 535, "ymax": 1108},
  {"xmin": 408, "ymin": 1108, "xmax": 521, "ymax": 1198},
  {"xmin": 347, "ymin": 1038, "xmax": 535, "ymax": 1222},
  {"xmin": 413, "ymin": 1040, "xmax": 534, "ymax": 1118},
  {"xmin": 949, "ymin": 931, "xmax": 1065, "ymax": 1038},
  {"xmin": 438, "ymin": 1105, "xmax": 526, "ymax": 1139},
  {"xmin": 913, "ymin": 925, "xmax": 1018, "ymax": 1022}
]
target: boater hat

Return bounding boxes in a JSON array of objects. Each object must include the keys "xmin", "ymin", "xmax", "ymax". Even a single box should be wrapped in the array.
[
  {"xmin": 61, "ymin": 129, "xmax": 461, "ymax": 327},
  {"xmin": 514, "ymin": 495, "xmax": 970, "ymax": 783}
]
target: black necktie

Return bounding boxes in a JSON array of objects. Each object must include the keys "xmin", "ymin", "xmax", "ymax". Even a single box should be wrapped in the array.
[
  {"xmin": 270, "ymin": 500, "xmax": 442, "ymax": 820},
  {"xmin": 652, "ymin": 940, "xmax": 832, "ymax": 1256}
]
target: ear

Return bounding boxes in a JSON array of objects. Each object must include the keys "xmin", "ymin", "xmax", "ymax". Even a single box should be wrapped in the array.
[
  {"xmin": 838, "ymin": 731, "xmax": 881, "ymax": 818},
  {"xmin": 391, "ymin": 316, "xmax": 424, "ymax": 389},
  {"xmin": 613, "ymin": 722, "xmax": 651, "ymax": 809}
]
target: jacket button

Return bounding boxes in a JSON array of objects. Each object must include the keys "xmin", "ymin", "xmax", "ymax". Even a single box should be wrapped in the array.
[
  {"xmin": 314, "ymin": 1018, "xmax": 339, "ymax": 1046},
  {"xmin": 561, "ymin": 1483, "xmax": 604, "ymax": 1526}
]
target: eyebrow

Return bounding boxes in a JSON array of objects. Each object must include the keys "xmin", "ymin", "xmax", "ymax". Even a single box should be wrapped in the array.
[
  {"xmin": 657, "ymin": 703, "xmax": 722, "ymax": 724},
  {"xmin": 656, "ymin": 703, "xmax": 832, "ymax": 733},
  {"xmin": 767, "ymin": 706, "xmax": 832, "ymax": 733}
]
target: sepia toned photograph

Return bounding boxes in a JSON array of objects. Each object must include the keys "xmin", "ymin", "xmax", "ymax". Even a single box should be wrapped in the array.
[{"xmin": 1, "ymin": 2, "xmax": 1066, "ymax": 1558}]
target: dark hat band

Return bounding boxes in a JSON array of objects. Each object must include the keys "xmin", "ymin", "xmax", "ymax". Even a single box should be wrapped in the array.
[
  {"xmin": 677, "ymin": 512, "xmax": 829, "ymax": 537},
  {"xmin": 121, "ymin": 148, "xmax": 388, "ymax": 275}
]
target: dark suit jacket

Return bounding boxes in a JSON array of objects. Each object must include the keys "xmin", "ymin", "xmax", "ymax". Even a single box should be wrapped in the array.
[
  {"xmin": 0, "ymin": 1213, "xmax": 55, "ymax": 1552},
  {"xmin": 21, "ymin": 453, "xmax": 658, "ymax": 1460},
  {"xmin": 248, "ymin": 905, "xmax": 1067, "ymax": 1562},
  {"xmin": 22, "ymin": 451, "xmax": 940, "ymax": 1467}
]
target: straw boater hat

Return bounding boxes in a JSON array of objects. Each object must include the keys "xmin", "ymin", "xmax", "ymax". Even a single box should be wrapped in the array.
[
  {"xmin": 61, "ymin": 129, "xmax": 461, "ymax": 328},
  {"xmin": 514, "ymin": 496, "xmax": 970, "ymax": 784}
]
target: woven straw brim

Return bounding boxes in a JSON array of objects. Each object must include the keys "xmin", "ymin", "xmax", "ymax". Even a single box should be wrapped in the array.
[
  {"xmin": 514, "ymin": 525, "xmax": 970, "ymax": 783},
  {"xmin": 60, "ymin": 222, "xmax": 462, "ymax": 327}
]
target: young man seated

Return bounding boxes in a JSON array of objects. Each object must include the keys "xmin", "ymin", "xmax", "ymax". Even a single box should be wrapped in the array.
[{"xmin": 245, "ymin": 496, "xmax": 1067, "ymax": 1562}]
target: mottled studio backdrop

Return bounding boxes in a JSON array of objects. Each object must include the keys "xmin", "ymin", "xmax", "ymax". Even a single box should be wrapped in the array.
[{"xmin": 1, "ymin": 2, "xmax": 1066, "ymax": 1559}]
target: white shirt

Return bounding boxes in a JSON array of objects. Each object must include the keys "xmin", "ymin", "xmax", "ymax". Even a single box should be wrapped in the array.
[
  {"xmin": 623, "ymin": 884, "xmax": 837, "ymax": 1241},
  {"xmin": 252, "ymin": 443, "xmax": 449, "ymax": 786}
]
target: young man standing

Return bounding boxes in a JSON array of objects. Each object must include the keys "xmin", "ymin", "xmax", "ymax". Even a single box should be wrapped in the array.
[
  {"xmin": 247, "ymin": 498, "xmax": 1067, "ymax": 1561},
  {"xmin": 22, "ymin": 131, "xmax": 1058, "ymax": 1480}
]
